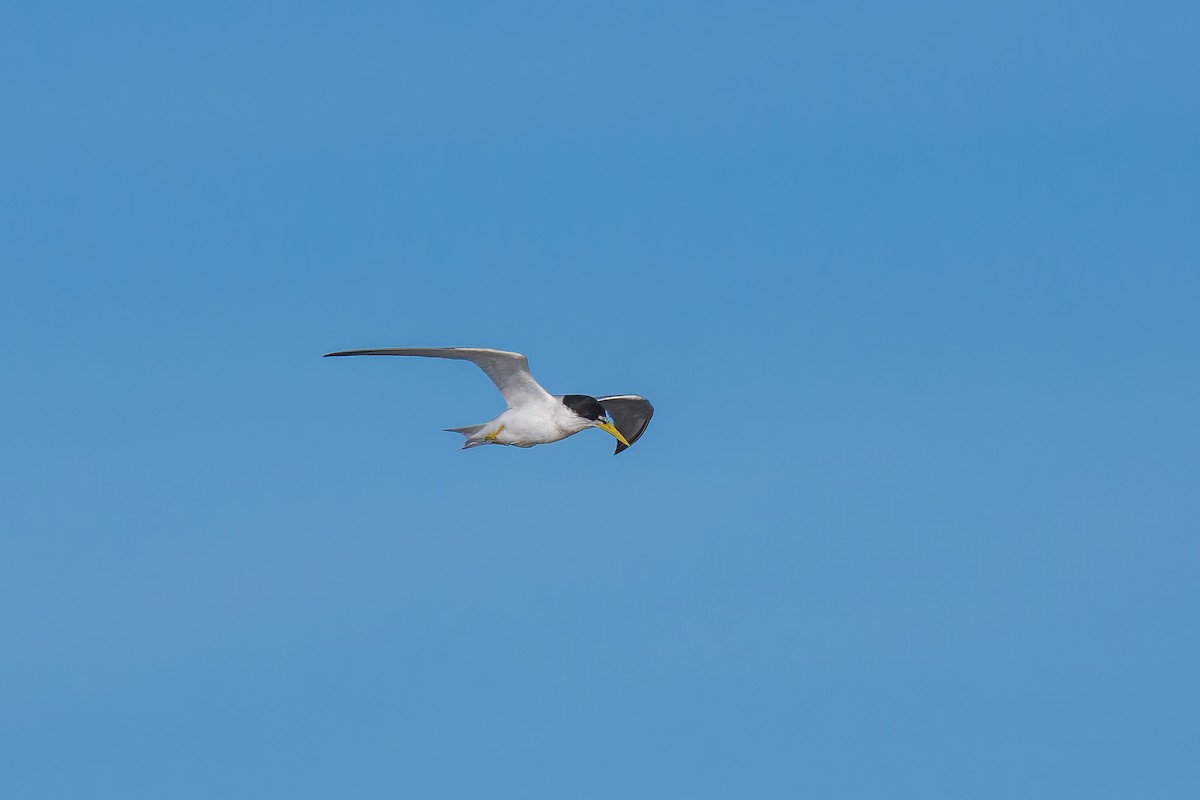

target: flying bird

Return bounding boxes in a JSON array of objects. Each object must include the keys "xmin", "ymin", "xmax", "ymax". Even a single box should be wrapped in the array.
[{"xmin": 323, "ymin": 347, "xmax": 653, "ymax": 454}]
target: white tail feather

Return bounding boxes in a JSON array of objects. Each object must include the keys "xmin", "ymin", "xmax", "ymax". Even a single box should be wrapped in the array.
[{"xmin": 444, "ymin": 423, "xmax": 488, "ymax": 449}]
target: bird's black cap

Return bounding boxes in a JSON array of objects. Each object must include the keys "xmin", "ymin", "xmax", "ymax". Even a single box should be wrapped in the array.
[{"xmin": 562, "ymin": 394, "xmax": 607, "ymax": 421}]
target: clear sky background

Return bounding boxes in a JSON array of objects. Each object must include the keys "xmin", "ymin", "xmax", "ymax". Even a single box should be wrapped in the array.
[{"xmin": 3, "ymin": 2, "xmax": 1197, "ymax": 797}]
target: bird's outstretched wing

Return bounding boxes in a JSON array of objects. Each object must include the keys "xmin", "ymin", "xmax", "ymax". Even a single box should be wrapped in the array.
[
  {"xmin": 323, "ymin": 347, "xmax": 552, "ymax": 408},
  {"xmin": 597, "ymin": 395, "xmax": 654, "ymax": 455}
]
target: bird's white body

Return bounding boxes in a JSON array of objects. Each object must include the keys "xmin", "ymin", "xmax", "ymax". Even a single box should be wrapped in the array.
[{"xmin": 458, "ymin": 395, "xmax": 595, "ymax": 448}]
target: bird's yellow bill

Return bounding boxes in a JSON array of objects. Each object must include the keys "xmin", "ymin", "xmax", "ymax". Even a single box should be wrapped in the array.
[{"xmin": 597, "ymin": 420, "xmax": 631, "ymax": 447}]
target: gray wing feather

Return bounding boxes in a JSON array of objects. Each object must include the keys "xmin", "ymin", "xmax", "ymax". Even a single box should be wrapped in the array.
[
  {"xmin": 323, "ymin": 347, "xmax": 551, "ymax": 407},
  {"xmin": 597, "ymin": 395, "xmax": 654, "ymax": 455}
]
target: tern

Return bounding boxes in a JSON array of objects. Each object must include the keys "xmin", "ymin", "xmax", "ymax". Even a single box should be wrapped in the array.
[{"xmin": 324, "ymin": 347, "xmax": 654, "ymax": 454}]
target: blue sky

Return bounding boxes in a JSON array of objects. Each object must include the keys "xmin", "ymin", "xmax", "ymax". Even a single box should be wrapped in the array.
[{"xmin": 2, "ymin": 1, "xmax": 1198, "ymax": 797}]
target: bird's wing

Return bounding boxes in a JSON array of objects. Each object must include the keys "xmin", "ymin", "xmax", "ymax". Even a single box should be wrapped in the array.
[
  {"xmin": 597, "ymin": 395, "xmax": 654, "ymax": 455},
  {"xmin": 323, "ymin": 347, "xmax": 553, "ymax": 408}
]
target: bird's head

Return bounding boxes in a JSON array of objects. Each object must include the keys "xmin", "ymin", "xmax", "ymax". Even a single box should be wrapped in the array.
[{"xmin": 562, "ymin": 394, "xmax": 630, "ymax": 447}]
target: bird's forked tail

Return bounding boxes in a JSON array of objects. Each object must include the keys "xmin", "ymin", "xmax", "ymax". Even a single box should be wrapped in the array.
[{"xmin": 444, "ymin": 423, "xmax": 488, "ymax": 449}]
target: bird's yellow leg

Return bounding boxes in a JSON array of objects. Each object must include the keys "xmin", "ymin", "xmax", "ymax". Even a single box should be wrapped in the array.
[{"xmin": 485, "ymin": 425, "xmax": 505, "ymax": 442}]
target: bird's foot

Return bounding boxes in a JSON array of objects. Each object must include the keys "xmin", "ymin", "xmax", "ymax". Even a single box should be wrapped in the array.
[{"xmin": 485, "ymin": 425, "xmax": 505, "ymax": 442}]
